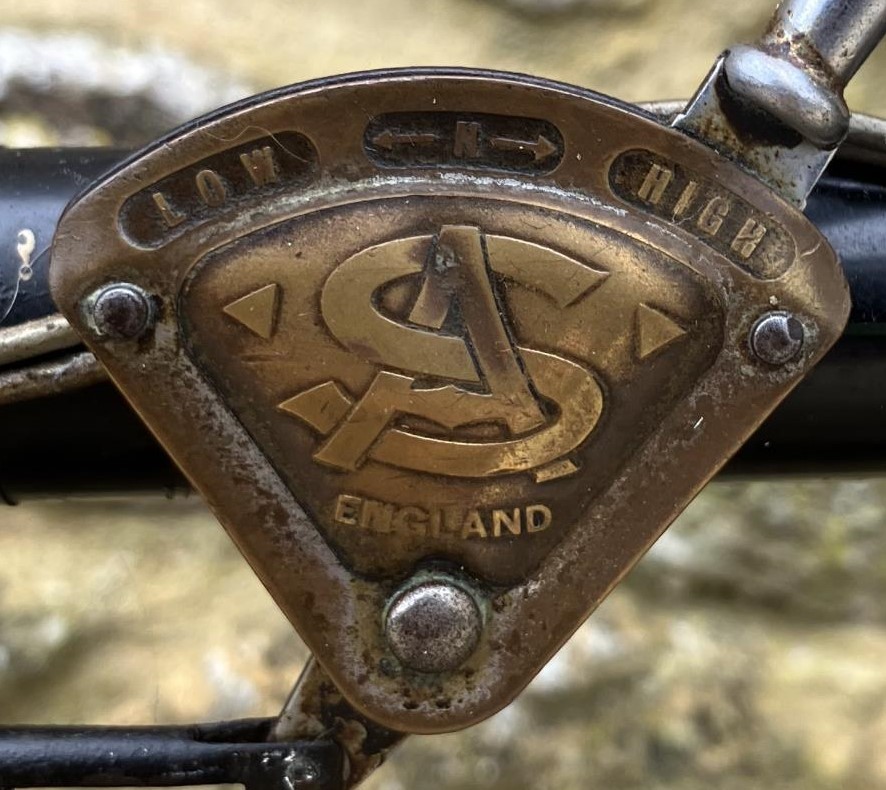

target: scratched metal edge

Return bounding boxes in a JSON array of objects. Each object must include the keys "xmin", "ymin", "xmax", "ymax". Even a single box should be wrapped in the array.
[
  {"xmin": 57, "ymin": 67, "xmax": 655, "ymax": 205},
  {"xmin": 48, "ymin": 69, "xmax": 850, "ymax": 734}
]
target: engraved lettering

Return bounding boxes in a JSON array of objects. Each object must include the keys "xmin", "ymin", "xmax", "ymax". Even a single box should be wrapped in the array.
[
  {"xmin": 286, "ymin": 226, "xmax": 603, "ymax": 478},
  {"xmin": 365, "ymin": 112, "xmax": 564, "ymax": 174},
  {"xmin": 731, "ymin": 218, "xmax": 768, "ymax": 259},
  {"xmin": 152, "ymin": 192, "xmax": 185, "ymax": 228},
  {"xmin": 462, "ymin": 510, "xmax": 488, "ymax": 539},
  {"xmin": 697, "ymin": 196, "xmax": 729, "ymax": 236},
  {"xmin": 360, "ymin": 498, "xmax": 394, "ymax": 532},
  {"xmin": 608, "ymin": 150, "xmax": 796, "ymax": 279},
  {"xmin": 330, "ymin": 495, "xmax": 553, "ymax": 540},
  {"xmin": 121, "ymin": 132, "xmax": 319, "ymax": 248},
  {"xmin": 239, "ymin": 146, "xmax": 280, "ymax": 187},
  {"xmin": 492, "ymin": 508, "xmax": 521, "ymax": 537},
  {"xmin": 454, "ymin": 121, "xmax": 481, "ymax": 159},
  {"xmin": 637, "ymin": 163, "xmax": 673, "ymax": 205},
  {"xmin": 334, "ymin": 493, "xmax": 362, "ymax": 526},
  {"xmin": 526, "ymin": 504, "xmax": 552, "ymax": 533},
  {"xmin": 444, "ymin": 508, "xmax": 462, "ymax": 535},
  {"xmin": 195, "ymin": 169, "xmax": 227, "ymax": 207},
  {"xmin": 429, "ymin": 509, "xmax": 442, "ymax": 539},
  {"xmin": 392, "ymin": 506, "xmax": 428, "ymax": 535},
  {"xmin": 673, "ymin": 180, "xmax": 698, "ymax": 217}
]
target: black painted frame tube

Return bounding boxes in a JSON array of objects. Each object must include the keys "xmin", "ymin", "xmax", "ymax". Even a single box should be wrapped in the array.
[{"xmin": 0, "ymin": 148, "xmax": 884, "ymax": 499}]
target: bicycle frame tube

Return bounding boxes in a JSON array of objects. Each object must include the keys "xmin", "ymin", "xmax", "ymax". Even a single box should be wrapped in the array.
[{"xmin": 0, "ymin": 136, "xmax": 884, "ymax": 501}]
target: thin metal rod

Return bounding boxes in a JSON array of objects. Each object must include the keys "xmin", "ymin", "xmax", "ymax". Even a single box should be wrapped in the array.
[
  {"xmin": 770, "ymin": 0, "xmax": 886, "ymax": 84},
  {"xmin": 273, "ymin": 658, "xmax": 405, "ymax": 789},
  {"xmin": 0, "ymin": 351, "xmax": 106, "ymax": 407},
  {"xmin": 0, "ymin": 314, "xmax": 79, "ymax": 368},
  {"xmin": 674, "ymin": 0, "xmax": 886, "ymax": 204},
  {"xmin": 0, "ymin": 719, "xmax": 343, "ymax": 789}
]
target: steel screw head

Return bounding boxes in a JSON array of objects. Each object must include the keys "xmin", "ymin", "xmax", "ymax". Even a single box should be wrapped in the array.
[
  {"xmin": 283, "ymin": 755, "xmax": 321, "ymax": 789},
  {"xmin": 750, "ymin": 311, "xmax": 804, "ymax": 365},
  {"xmin": 90, "ymin": 283, "xmax": 155, "ymax": 339},
  {"xmin": 384, "ymin": 578, "xmax": 483, "ymax": 674}
]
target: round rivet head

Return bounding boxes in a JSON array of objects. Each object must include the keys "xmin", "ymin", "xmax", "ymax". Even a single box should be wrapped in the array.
[
  {"xmin": 283, "ymin": 756, "xmax": 321, "ymax": 789},
  {"xmin": 384, "ymin": 579, "xmax": 483, "ymax": 674},
  {"xmin": 750, "ymin": 311, "xmax": 804, "ymax": 365},
  {"xmin": 90, "ymin": 283, "xmax": 154, "ymax": 339}
]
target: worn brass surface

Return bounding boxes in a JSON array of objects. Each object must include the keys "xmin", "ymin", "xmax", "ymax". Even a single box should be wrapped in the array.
[
  {"xmin": 182, "ymin": 198, "xmax": 719, "ymax": 585},
  {"xmin": 50, "ymin": 70, "xmax": 849, "ymax": 733}
]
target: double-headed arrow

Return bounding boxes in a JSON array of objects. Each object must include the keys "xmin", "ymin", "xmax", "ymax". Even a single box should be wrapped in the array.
[{"xmin": 372, "ymin": 128, "xmax": 558, "ymax": 163}]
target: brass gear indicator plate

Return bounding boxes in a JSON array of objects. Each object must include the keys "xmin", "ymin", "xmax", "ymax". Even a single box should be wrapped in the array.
[
  {"xmin": 50, "ymin": 70, "xmax": 849, "ymax": 734},
  {"xmin": 181, "ymin": 202, "xmax": 721, "ymax": 586}
]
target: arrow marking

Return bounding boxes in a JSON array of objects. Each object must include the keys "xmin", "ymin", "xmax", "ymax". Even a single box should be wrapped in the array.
[
  {"xmin": 490, "ymin": 134, "xmax": 558, "ymax": 162},
  {"xmin": 223, "ymin": 283, "xmax": 280, "ymax": 339},
  {"xmin": 372, "ymin": 130, "xmax": 439, "ymax": 150}
]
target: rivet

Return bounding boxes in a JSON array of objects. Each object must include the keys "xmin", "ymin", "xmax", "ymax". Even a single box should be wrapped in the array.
[
  {"xmin": 750, "ymin": 311, "xmax": 804, "ymax": 365},
  {"xmin": 89, "ymin": 283, "xmax": 155, "ymax": 340},
  {"xmin": 384, "ymin": 579, "xmax": 483, "ymax": 674}
]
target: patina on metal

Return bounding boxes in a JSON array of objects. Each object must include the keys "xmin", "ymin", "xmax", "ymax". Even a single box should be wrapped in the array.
[
  {"xmin": 750, "ymin": 311, "xmax": 805, "ymax": 366},
  {"xmin": 384, "ymin": 576, "xmax": 484, "ymax": 674},
  {"xmin": 675, "ymin": 0, "xmax": 886, "ymax": 205},
  {"xmin": 29, "ymin": 0, "xmax": 886, "ymax": 785},
  {"xmin": 0, "ymin": 314, "xmax": 104, "ymax": 408},
  {"xmin": 0, "ymin": 349, "xmax": 105, "ymax": 408},
  {"xmin": 273, "ymin": 659, "xmax": 406, "ymax": 788},
  {"xmin": 88, "ymin": 283, "xmax": 155, "ymax": 340},
  {"xmin": 48, "ymin": 67, "xmax": 850, "ymax": 738},
  {"xmin": 0, "ymin": 314, "xmax": 79, "ymax": 367}
]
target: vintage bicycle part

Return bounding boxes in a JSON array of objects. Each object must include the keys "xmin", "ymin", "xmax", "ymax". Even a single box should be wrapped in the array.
[
  {"xmin": 36, "ymin": 0, "xmax": 884, "ymax": 786},
  {"xmin": 5, "ymin": 119, "xmax": 886, "ymax": 497},
  {"xmin": 0, "ymin": 720, "xmax": 342, "ymax": 790}
]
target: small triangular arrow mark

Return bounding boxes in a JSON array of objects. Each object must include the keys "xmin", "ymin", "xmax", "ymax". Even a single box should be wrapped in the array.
[
  {"xmin": 223, "ymin": 283, "xmax": 279, "ymax": 339},
  {"xmin": 533, "ymin": 135, "xmax": 557, "ymax": 162},
  {"xmin": 636, "ymin": 303, "xmax": 687, "ymax": 360},
  {"xmin": 373, "ymin": 130, "xmax": 395, "ymax": 150}
]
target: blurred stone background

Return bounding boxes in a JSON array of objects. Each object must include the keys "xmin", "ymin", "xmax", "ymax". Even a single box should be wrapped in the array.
[{"xmin": 0, "ymin": 1, "xmax": 885, "ymax": 788}]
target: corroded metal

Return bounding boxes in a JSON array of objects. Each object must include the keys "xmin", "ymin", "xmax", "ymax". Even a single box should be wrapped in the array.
[
  {"xmin": 88, "ymin": 283, "xmax": 155, "ymax": 340},
  {"xmin": 0, "ymin": 311, "xmax": 104, "ymax": 408},
  {"xmin": 0, "ymin": 350, "xmax": 105, "ymax": 407},
  {"xmin": 750, "ymin": 311, "xmax": 805, "ymax": 366},
  {"xmin": 273, "ymin": 659, "xmax": 405, "ymax": 789},
  {"xmin": 48, "ymin": 69, "xmax": 849, "ymax": 737},
  {"xmin": 0, "ymin": 314, "xmax": 79, "ymax": 367},
  {"xmin": 384, "ymin": 577, "xmax": 484, "ymax": 674},
  {"xmin": 675, "ymin": 0, "xmax": 886, "ymax": 205}
]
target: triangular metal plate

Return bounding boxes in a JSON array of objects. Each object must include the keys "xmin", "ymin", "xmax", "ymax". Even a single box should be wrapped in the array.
[{"xmin": 50, "ymin": 70, "xmax": 849, "ymax": 733}]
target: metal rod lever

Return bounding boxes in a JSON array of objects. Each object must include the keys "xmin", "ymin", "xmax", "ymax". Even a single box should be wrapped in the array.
[
  {"xmin": 773, "ymin": 0, "xmax": 886, "ymax": 85},
  {"xmin": 675, "ymin": 0, "xmax": 886, "ymax": 205}
]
